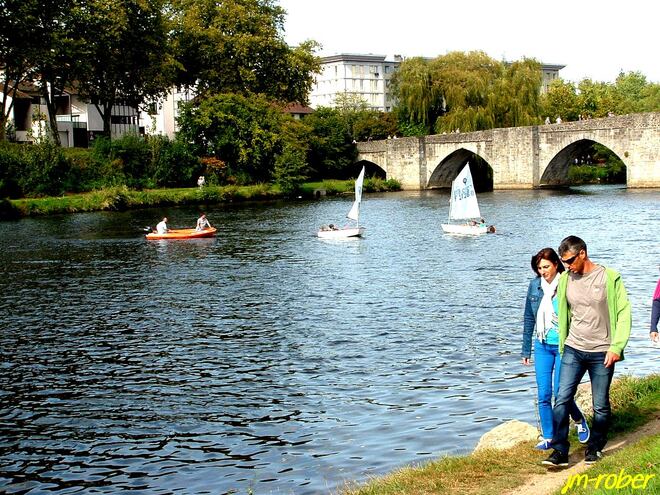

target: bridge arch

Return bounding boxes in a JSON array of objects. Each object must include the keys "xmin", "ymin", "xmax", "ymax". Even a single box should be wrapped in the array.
[
  {"xmin": 427, "ymin": 149, "xmax": 494, "ymax": 191},
  {"xmin": 354, "ymin": 159, "xmax": 386, "ymax": 179},
  {"xmin": 541, "ymin": 139, "xmax": 627, "ymax": 186}
]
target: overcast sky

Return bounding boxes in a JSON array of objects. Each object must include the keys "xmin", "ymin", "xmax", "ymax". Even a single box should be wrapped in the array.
[{"xmin": 278, "ymin": 0, "xmax": 659, "ymax": 84}]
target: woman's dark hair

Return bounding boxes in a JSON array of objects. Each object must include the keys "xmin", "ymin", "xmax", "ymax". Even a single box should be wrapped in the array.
[{"xmin": 530, "ymin": 247, "xmax": 565, "ymax": 276}]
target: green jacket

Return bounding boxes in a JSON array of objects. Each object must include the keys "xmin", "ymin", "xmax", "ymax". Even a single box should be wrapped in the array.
[{"xmin": 556, "ymin": 267, "xmax": 632, "ymax": 360}]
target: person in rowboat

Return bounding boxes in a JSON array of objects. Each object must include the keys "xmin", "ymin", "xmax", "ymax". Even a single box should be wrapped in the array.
[
  {"xmin": 521, "ymin": 247, "xmax": 590, "ymax": 451},
  {"xmin": 156, "ymin": 217, "xmax": 168, "ymax": 234},
  {"xmin": 196, "ymin": 213, "xmax": 212, "ymax": 231}
]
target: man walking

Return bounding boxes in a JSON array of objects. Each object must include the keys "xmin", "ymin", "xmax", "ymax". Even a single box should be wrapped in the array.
[{"xmin": 542, "ymin": 235, "xmax": 631, "ymax": 467}]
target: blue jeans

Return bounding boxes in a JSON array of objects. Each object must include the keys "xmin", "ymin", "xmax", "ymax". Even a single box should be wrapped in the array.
[
  {"xmin": 534, "ymin": 340, "xmax": 583, "ymax": 439},
  {"xmin": 552, "ymin": 345, "xmax": 614, "ymax": 454}
]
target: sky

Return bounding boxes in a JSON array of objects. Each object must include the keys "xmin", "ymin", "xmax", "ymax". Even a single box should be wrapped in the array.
[{"xmin": 278, "ymin": 0, "xmax": 659, "ymax": 84}]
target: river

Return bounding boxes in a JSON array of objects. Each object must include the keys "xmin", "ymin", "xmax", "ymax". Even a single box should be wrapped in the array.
[{"xmin": 0, "ymin": 185, "xmax": 658, "ymax": 494}]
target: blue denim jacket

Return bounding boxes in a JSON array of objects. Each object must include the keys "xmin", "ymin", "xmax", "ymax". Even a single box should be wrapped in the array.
[{"xmin": 521, "ymin": 276, "xmax": 542, "ymax": 358}]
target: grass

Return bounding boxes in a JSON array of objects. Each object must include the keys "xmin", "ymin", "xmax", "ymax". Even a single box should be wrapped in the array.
[
  {"xmin": 341, "ymin": 374, "xmax": 660, "ymax": 495},
  {"xmin": 553, "ymin": 435, "xmax": 659, "ymax": 495},
  {"xmin": 3, "ymin": 178, "xmax": 401, "ymax": 220}
]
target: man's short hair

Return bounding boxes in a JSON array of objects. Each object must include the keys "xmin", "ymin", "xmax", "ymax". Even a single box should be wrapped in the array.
[{"xmin": 559, "ymin": 235, "xmax": 588, "ymax": 256}]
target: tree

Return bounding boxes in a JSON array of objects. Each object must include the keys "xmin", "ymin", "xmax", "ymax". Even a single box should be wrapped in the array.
[
  {"xmin": 170, "ymin": 0, "xmax": 320, "ymax": 103},
  {"xmin": 303, "ymin": 107, "xmax": 355, "ymax": 179},
  {"xmin": 391, "ymin": 57, "xmax": 441, "ymax": 133},
  {"xmin": 431, "ymin": 51, "xmax": 502, "ymax": 133},
  {"xmin": 494, "ymin": 58, "xmax": 543, "ymax": 127},
  {"xmin": 614, "ymin": 71, "xmax": 649, "ymax": 114},
  {"xmin": 540, "ymin": 79, "xmax": 579, "ymax": 122},
  {"xmin": 0, "ymin": 0, "xmax": 42, "ymax": 141},
  {"xmin": 576, "ymin": 79, "xmax": 616, "ymax": 118},
  {"xmin": 274, "ymin": 118, "xmax": 311, "ymax": 194},
  {"xmin": 26, "ymin": 0, "xmax": 85, "ymax": 145},
  {"xmin": 177, "ymin": 92, "xmax": 286, "ymax": 184},
  {"xmin": 75, "ymin": 0, "xmax": 176, "ymax": 137}
]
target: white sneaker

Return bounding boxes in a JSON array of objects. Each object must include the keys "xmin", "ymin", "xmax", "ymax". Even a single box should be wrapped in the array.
[{"xmin": 535, "ymin": 438, "xmax": 553, "ymax": 450}]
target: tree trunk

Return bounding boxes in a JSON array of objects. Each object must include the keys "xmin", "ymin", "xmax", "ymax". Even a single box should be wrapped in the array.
[{"xmin": 40, "ymin": 82, "xmax": 61, "ymax": 146}]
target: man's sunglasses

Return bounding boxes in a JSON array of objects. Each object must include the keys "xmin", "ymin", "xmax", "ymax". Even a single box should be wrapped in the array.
[{"xmin": 561, "ymin": 253, "xmax": 579, "ymax": 265}]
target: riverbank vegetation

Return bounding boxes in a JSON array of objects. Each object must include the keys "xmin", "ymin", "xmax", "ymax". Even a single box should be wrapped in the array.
[
  {"xmin": 3, "ymin": 2, "xmax": 658, "ymax": 206},
  {"xmin": 1, "ymin": 176, "xmax": 400, "ymax": 219},
  {"xmin": 342, "ymin": 374, "xmax": 659, "ymax": 495}
]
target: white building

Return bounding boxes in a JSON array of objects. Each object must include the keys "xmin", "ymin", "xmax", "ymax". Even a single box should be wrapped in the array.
[
  {"xmin": 310, "ymin": 54, "xmax": 565, "ymax": 112},
  {"xmin": 140, "ymin": 86, "xmax": 195, "ymax": 139},
  {"xmin": 5, "ymin": 78, "xmax": 140, "ymax": 147},
  {"xmin": 309, "ymin": 54, "xmax": 402, "ymax": 111}
]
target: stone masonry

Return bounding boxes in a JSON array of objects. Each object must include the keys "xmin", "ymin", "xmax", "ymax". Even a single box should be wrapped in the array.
[{"xmin": 356, "ymin": 113, "xmax": 660, "ymax": 189}]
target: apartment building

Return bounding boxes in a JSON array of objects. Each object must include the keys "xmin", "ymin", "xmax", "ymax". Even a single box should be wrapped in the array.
[{"xmin": 309, "ymin": 54, "xmax": 402, "ymax": 111}]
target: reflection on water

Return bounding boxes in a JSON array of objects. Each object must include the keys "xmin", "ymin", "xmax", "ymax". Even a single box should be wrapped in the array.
[{"xmin": 0, "ymin": 186, "xmax": 658, "ymax": 494}]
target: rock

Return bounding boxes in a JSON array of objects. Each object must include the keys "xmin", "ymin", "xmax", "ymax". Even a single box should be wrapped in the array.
[
  {"xmin": 474, "ymin": 419, "xmax": 539, "ymax": 451},
  {"xmin": 574, "ymin": 382, "xmax": 593, "ymax": 417}
]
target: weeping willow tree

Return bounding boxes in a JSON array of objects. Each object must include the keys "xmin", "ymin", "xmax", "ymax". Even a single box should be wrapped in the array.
[
  {"xmin": 393, "ymin": 51, "xmax": 544, "ymax": 134},
  {"xmin": 495, "ymin": 58, "xmax": 543, "ymax": 127},
  {"xmin": 431, "ymin": 51, "xmax": 500, "ymax": 133},
  {"xmin": 390, "ymin": 57, "xmax": 443, "ymax": 134}
]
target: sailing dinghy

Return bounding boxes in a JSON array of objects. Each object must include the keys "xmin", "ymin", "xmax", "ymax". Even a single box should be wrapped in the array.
[
  {"xmin": 317, "ymin": 166, "xmax": 366, "ymax": 239},
  {"xmin": 441, "ymin": 163, "xmax": 495, "ymax": 235}
]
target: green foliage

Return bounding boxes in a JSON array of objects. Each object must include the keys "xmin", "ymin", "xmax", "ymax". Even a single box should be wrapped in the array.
[
  {"xmin": 391, "ymin": 57, "xmax": 440, "ymax": 132},
  {"xmin": 541, "ymin": 71, "xmax": 660, "ymax": 121},
  {"xmin": 363, "ymin": 177, "xmax": 401, "ymax": 192},
  {"xmin": 352, "ymin": 111, "xmax": 399, "ymax": 141},
  {"xmin": 274, "ymin": 119, "xmax": 311, "ymax": 194},
  {"xmin": 6, "ymin": 141, "xmax": 70, "ymax": 196},
  {"xmin": 75, "ymin": 0, "xmax": 175, "ymax": 135},
  {"xmin": 303, "ymin": 107, "xmax": 356, "ymax": 179},
  {"xmin": 170, "ymin": 0, "xmax": 320, "ymax": 103},
  {"xmin": 146, "ymin": 135, "xmax": 200, "ymax": 188},
  {"xmin": 177, "ymin": 92, "xmax": 285, "ymax": 184},
  {"xmin": 568, "ymin": 162, "xmax": 626, "ymax": 184},
  {"xmin": 394, "ymin": 52, "xmax": 543, "ymax": 134}
]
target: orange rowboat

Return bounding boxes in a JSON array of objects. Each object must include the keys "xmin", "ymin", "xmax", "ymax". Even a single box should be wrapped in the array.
[{"xmin": 146, "ymin": 227, "xmax": 217, "ymax": 240}]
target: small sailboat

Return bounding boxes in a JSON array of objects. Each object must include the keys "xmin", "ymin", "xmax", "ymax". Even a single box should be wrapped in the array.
[
  {"xmin": 441, "ymin": 163, "xmax": 495, "ymax": 235},
  {"xmin": 317, "ymin": 166, "xmax": 366, "ymax": 239}
]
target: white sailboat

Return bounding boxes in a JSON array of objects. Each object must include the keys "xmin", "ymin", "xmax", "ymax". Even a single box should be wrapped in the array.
[
  {"xmin": 441, "ymin": 163, "xmax": 494, "ymax": 235},
  {"xmin": 317, "ymin": 166, "xmax": 366, "ymax": 239}
]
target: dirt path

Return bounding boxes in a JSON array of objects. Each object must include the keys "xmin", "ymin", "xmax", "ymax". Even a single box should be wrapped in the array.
[{"xmin": 504, "ymin": 412, "xmax": 660, "ymax": 495}]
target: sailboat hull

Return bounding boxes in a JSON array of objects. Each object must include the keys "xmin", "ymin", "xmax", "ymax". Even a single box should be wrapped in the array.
[
  {"xmin": 317, "ymin": 227, "xmax": 365, "ymax": 239},
  {"xmin": 441, "ymin": 223, "xmax": 488, "ymax": 235}
]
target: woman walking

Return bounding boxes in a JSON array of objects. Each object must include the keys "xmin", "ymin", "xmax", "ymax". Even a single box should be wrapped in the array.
[{"xmin": 522, "ymin": 247, "xmax": 590, "ymax": 449}]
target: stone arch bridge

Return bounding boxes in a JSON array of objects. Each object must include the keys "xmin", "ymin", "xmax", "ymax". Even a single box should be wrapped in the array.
[{"xmin": 356, "ymin": 113, "xmax": 660, "ymax": 189}]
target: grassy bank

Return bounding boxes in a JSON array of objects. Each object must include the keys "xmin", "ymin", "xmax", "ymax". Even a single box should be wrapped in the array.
[
  {"xmin": 342, "ymin": 374, "xmax": 660, "ymax": 495},
  {"xmin": 1, "ymin": 177, "xmax": 401, "ymax": 220}
]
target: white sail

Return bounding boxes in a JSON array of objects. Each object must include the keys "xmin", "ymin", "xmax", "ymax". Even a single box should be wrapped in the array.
[
  {"xmin": 448, "ymin": 163, "xmax": 481, "ymax": 220},
  {"xmin": 346, "ymin": 166, "xmax": 365, "ymax": 222}
]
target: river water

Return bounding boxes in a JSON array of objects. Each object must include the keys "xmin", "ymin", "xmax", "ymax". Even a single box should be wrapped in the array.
[{"xmin": 0, "ymin": 185, "xmax": 658, "ymax": 494}]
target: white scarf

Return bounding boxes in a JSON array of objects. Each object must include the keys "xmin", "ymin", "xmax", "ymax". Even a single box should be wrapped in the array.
[{"xmin": 536, "ymin": 275, "xmax": 559, "ymax": 341}]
